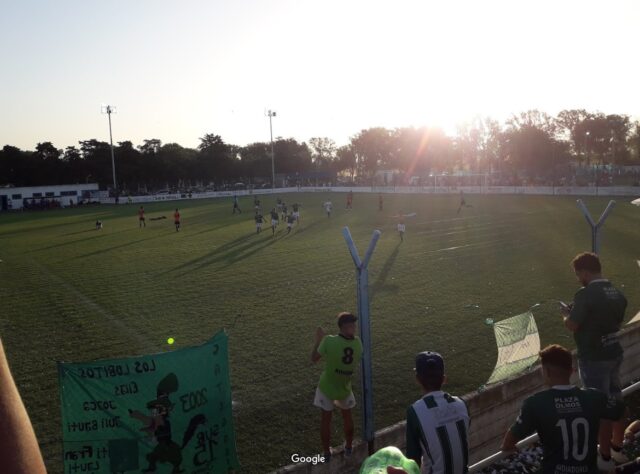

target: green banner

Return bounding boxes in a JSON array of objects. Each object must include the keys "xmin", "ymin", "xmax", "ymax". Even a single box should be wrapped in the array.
[
  {"xmin": 58, "ymin": 331, "xmax": 239, "ymax": 474},
  {"xmin": 487, "ymin": 311, "xmax": 540, "ymax": 385}
]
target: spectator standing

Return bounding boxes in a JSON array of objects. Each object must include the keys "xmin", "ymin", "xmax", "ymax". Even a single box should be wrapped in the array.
[
  {"xmin": 311, "ymin": 312, "xmax": 363, "ymax": 461},
  {"xmin": 405, "ymin": 351, "xmax": 470, "ymax": 473},
  {"xmin": 562, "ymin": 252, "xmax": 627, "ymax": 462}
]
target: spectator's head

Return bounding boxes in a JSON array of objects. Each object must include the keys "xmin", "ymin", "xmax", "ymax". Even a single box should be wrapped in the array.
[
  {"xmin": 571, "ymin": 252, "xmax": 602, "ymax": 286},
  {"xmin": 337, "ymin": 312, "xmax": 357, "ymax": 337},
  {"xmin": 415, "ymin": 351, "xmax": 445, "ymax": 392},
  {"xmin": 539, "ymin": 344, "xmax": 573, "ymax": 385}
]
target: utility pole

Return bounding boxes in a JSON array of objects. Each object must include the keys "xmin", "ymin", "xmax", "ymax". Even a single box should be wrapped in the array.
[
  {"xmin": 266, "ymin": 110, "xmax": 277, "ymax": 189},
  {"xmin": 101, "ymin": 105, "xmax": 117, "ymax": 191}
]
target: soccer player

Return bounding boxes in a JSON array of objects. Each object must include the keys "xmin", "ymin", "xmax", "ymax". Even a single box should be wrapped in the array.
[
  {"xmin": 232, "ymin": 195, "xmax": 241, "ymax": 214},
  {"xmin": 281, "ymin": 202, "xmax": 288, "ymax": 221},
  {"xmin": 269, "ymin": 208, "xmax": 279, "ymax": 236},
  {"xmin": 311, "ymin": 312, "xmax": 363, "ymax": 461},
  {"xmin": 405, "ymin": 351, "xmax": 470, "ymax": 473},
  {"xmin": 291, "ymin": 202, "xmax": 301, "ymax": 223},
  {"xmin": 397, "ymin": 213, "xmax": 406, "ymax": 242},
  {"xmin": 138, "ymin": 206, "xmax": 146, "ymax": 227},
  {"xmin": 346, "ymin": 190, "xmax": 353, "ymax": 210},
  {"xmin": 501, "ymin": 344, "xmax": 619, "ymax": 473},
  {"xmin": 456, "ymin": 191, "xmax": 471, "ymax": 214},
  {"xmin": 254, "ymin": 196, "xmax": 261, "ymax": 211},
  {"xmin": 95, "ymin": 219, "xmax": 103, "ymax": 230},
  {"xmin": 286, "ymin": 212, "xmax": 296, "ymax": 234},
  {"xmin": 323, "ymin": 200, "xmax": 333, "ymax": 218},
  {"xmin": 173, "ymin": 209, "xmax": 181, "ymax": 232},
  {"xmin": 254, "ymin": 211, "xmax": 265, "ymax": 234},
  {"xmin": 378, "ymin": 193, "xmax": 383, "ymax": 212}
]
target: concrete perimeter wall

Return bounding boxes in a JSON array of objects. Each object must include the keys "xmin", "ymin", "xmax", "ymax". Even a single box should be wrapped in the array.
[
  {"xmin": 274, "ymin": 322, "xmax": 640, "ymax": 473},
  {"xmin": 98, "ymin": 185, "xmax": 640, "ymax": 205}
]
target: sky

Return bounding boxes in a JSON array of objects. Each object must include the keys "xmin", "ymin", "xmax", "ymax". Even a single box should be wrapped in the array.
[{"xmin": 1, "ymin": 0, "xmax": 639, "ymax": 152}]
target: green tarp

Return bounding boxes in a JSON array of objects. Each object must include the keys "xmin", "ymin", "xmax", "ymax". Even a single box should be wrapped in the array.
[
  {"xmin": 487, "ymin": 311, "xmax": 540, "ymax": 385},
  {"xmin": 58, "ymin": 330, "xmax": 239, "ymax": 473}
]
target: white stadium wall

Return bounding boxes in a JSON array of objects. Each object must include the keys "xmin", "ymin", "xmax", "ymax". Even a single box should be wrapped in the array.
[
  {"xmin": 95, "ymin": 185, "xmax": 640, "ymax": 206},
  {"xmin": 0, "ymin": 183, "xmax": 100, "ymax": 210}
]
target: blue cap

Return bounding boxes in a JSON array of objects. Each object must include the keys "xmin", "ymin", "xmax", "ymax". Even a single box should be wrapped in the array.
[{"xmin": 415, "ymin": 351, "xmax": 444, "ymax": 377}]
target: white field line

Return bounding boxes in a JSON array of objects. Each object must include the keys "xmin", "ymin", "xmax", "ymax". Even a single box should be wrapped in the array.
[{"xmin": 29, "ymin": 258, "xmax": 158, "ymax": 354}]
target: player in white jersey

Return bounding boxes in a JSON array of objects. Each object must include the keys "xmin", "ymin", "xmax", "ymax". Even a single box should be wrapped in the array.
[
  {"xmin": 323, "ymin": 200, "xmax": 332, "ymax": 218},
  {"xmin": 406, "ymin": 352, "xmax": 469, "ymax": 474}
]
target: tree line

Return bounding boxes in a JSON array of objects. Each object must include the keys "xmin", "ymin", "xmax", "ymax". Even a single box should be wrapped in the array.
[{"xmin": 2, "ymin": 109, "xmax": 640, "ymax": 190}]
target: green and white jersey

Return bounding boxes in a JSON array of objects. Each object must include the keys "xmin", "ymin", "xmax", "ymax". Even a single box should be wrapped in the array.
[
  {"xmin": 510, "ymin": 386, "xmax": 617, "ymax": 474},
  {"xmin": 317, "ymin": 335, "xmax": 362, "ymax": 400},
  {"xmin": 406, "ymin": 391, "xmax": 470, "ymax": 474},
  {"xmin": 569, "ymin": 279, "xmax": 626, "ymax": 360}
]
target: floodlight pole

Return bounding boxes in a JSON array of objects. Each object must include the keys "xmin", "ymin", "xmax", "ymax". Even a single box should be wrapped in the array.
[
  {"xmin": 103, "ymin": 105, "xmax": 117, "ymax": 191},
  {"xmin": 267, "ymin": 110, "xmax": 276, "ymax": 189},
  {"xmin": 576, "ymin": 199, "xmax": 616, "ymax": 254},
  {"xmin": 342, "ymin": 227, "xmax": 381, "ymax": 455}
]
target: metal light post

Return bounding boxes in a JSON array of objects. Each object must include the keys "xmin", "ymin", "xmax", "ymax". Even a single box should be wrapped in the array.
[
  {"xmin": 266, "ymin": 110, "xmax": 276, "ymax": 189},
  {"xmin": 101, "ymin": 105, "xmax": 117, "ymax": 191}
]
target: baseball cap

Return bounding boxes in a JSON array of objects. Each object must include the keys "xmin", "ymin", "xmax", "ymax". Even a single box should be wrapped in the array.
[
  {"xmin": 415, "ymin": 351, "xmax": 444, "ymax": 377},
  {"xmin": 337, "ymin": 312, "xmax": 357, "ymax": 327}
]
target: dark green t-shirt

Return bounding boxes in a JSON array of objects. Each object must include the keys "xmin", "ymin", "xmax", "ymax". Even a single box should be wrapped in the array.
[
  {"xmin": 510, "ymin": 386, "xmax": 617, "ymax": 474},
  {"xmin": 569, "ymin": 280, "xmax": 626, "ymax": 360}
]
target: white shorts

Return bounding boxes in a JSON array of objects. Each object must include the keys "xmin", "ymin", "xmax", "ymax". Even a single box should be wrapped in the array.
[
  {"xmin": 313, "ymin": 387, "xmax": 356, "ymax": 412},
  {"xmin": 271, "ymin": 219, "xmax": 278, "ymax": 226},
  {"xmin": 287, "ymin": 223, "xmax": 292, "ymax": 228},
  {"xmin": 397, "ymin": 224, "xmax": 406, "ymax": 232},
  {"xmin": 293, "ymin": 211, "xmax": 300, "ymax": 218},
  {"xmin": 256, "ymin": 223, "xmax": 262, "ymax": 229}
]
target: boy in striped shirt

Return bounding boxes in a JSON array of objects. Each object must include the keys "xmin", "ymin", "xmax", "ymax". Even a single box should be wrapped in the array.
[{"xmin": 406, "ymin": 351, "xmax": 469, "ymax": 474}]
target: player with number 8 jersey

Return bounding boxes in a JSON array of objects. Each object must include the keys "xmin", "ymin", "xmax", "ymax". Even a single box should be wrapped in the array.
[{"xmin": 311, "ymin": 312, "xmax": 363, "ymax": 461}]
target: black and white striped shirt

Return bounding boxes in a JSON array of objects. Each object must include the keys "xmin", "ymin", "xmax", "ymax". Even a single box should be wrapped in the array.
[{"xmin": 406, "ymin": 391, "xmax": 470, "ymax": 474}]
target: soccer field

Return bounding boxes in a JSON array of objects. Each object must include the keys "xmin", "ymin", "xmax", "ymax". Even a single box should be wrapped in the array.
[{"xmin": 1, "ymin": 192, "xmax": 639, "ymax": 473}]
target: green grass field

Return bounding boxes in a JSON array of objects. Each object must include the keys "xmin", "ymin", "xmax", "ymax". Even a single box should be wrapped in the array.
[{"xmin": 1, "ymin": 192, "xmax": 639, "ymax": 473}]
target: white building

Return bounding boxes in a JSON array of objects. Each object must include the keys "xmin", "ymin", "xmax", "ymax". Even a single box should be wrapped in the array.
[{"xmin": 0, "ymin": 183, "xmax": 100, "ymax": 211}]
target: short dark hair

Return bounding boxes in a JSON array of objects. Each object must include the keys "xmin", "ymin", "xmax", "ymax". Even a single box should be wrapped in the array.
[
  {"xmin": 417, "ymin": 373, "xmax": 444, "ymax": 391},
  {"xmin": 571, "ymin": 252, "xmax": 601, "ymax": 273},
  {"xmin": 337, "ymin": 312, "xmax": 357, "ymax": 327},
  {"xmin": 539, "ymin": 344, "xmax": 572, "ymax": 373}
]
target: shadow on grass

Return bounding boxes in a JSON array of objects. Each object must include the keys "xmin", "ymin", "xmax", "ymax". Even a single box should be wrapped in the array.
[
  {"xmin": 289, "ymin": 218, "xmax": 323, "ymax": 236},
  {"xmin": 173, "ymin": 232, "xmax": 282, "ymax": 275},
  {"xmin": 31, "ymin": 233, "xmax": 107, "ymax": 252},
  {"xmin": 371, "ymin": 241, "xmax": 402, "ymax": 300},
  {"xmin": 163, "ymin": 232, "xmax": 256, "ymax": 275},
  {"xmin": 74, "ymin": 233, "xmax": 170, "ymax": 259}
]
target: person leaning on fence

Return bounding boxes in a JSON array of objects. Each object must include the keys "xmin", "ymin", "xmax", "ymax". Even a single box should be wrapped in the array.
[
  {"xmin": 501, "ymin": 344, "xmax": 620, "ymax": 473},
  {"xmin": 0, "ymin": 337, "xmax": 47, "ymax": 474},
  {"xmin": 562, "ymin": 252, "xmax": 628, "ymax": 462},
  {"xmin": 405, "ymin": 351, "xmax": 470, "ymax": 473},
  {"xmin": 310, "ymin": 312, "xmax": 363, "ymax": 462}
]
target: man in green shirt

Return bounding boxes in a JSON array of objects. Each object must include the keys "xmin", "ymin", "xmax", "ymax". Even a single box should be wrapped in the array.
[
  {"xmin": 502, "ymin": 344, "xmax": 617, "ymax": 473},
  {"xmin": 311, "ymin": 312, "xmax": 363, "ymax": 461},
  {"xmin": 562, "ymin": 252, "xmax": 627, "ymax": 462}
]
